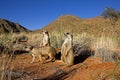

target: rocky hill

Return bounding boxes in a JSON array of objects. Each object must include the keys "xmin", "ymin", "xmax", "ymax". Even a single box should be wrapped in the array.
[
  {"xmin": 0, "ymin": 18, "xmax": 30, "ymax": 33},
  {"xmin": 34, "ymin": 15, "xmax": 120, "ymax": 36},
  {"xmin": 1, "ymin": 15, "xmax": 120, "ymax": 36}
]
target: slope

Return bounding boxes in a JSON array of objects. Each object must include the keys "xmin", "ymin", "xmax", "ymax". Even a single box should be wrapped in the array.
[
  {"xmin": 34, "ymin": 15, "xmax": 120, "ymax": 36},
  {"xmin": 0, "ymin": 18, "xmax": 30, "ymax": 33}
]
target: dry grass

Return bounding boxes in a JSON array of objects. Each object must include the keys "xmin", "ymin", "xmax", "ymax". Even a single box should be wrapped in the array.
[
  {"xmin": 0, "ymin": 32, "xmax": 119, "ymax": 61},
  {"xmin": 0, "ymin": 53, "xmax": 14, "ymax": 80},
  {"xmin": 0, "ymin": 14, "xmax": 120, "ymax": 79},
  {"xmin": 73, "ymin": 32, "xmax": 94, "ymax": 56},
  {"xmin": 0, "ymin": 32, "xmax": 119, "ymax": 80},
  {"xmin": 91, "ymin": 35, "xmax": 118, "ymax": 62},
  {"xmin": 0, "ymin": 33, "xmax": 23, "ymax": 80},
  {"xmin": 0, "ymin": 33, "xmax": 26, "ymax": 80},
  {"xmin": 37, "ymin": 15, "xmax": 120, "ymax": 37},
  {"xmin": 0, "ymin": 34, "xmax": 13, "ymax": 80},
  {"xmin": 26, "ymin": 32, "xmax": 119, "ymax": 62}
]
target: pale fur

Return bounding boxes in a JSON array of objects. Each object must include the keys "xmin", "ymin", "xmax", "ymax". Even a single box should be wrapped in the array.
[
  {"xmin": 61, "ymin": 33, "xmax": 74, "ymax": 66},
  {"xmin": 41, "ymin": 30, "xmax": 50, "ymax": 46},
  {"xmin": 24, "ymin": 45, "xmax": 56, "ymax": 63}
]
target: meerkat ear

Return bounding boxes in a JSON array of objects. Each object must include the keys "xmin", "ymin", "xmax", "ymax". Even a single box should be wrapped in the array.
[
  {"xmin": 64, "ymin": 33, "xmax": 67, "ymax": 36},
  {"xmin": 42, "ymin": 30, "xmax": 46, "ymax": 32},
  {"xmin": 41, "ymin": 30, "xmax": 44, "ymax": 34}
]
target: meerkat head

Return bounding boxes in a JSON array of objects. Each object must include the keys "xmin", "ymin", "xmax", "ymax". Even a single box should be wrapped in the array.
[
  {"xmin": 42, "ymin": 30, "xmax": 49, "ymax": 35},
  {"xmin": 64, "ymin": 32, "xmax": 73, "ymax": 40},
  {"xmin": 24, "ymin": 45, "xmax": 33, "ymax": 51}
]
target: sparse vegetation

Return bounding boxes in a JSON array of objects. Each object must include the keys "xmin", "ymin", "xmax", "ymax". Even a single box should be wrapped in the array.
[
  {"xmin": 0, "ymin": 32, "xmax": 119, "ymax": 80},
  {"xmin": 101, "ymin": 7, "xmax": 120, "ymax": 27},
  {"xmin": 73, "ymin": 33, "xmax": 94, "ymax": 55},
  {"xmin": 0, "ymin": 18, "xmax": 29, "ymax": 33},
  {"xmin": 91, "ymin": 36, "xmax": 118, "ymax": 62},
  {"xmin": 0, "ymin": 34, "xmax": 13, "ymax": 80},
  {"xmin": 0, "ymin": 8, "xmax": 120, "ymax": 79}
]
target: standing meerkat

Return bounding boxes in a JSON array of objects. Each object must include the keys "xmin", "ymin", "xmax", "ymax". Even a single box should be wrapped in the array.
[
  {"xmin": 41, "ymin": 30, "xmax": 51, "ymax": 47},
  {"xmin": 61, "ymin": 32, "xmax": 74, "ymax": 66}
]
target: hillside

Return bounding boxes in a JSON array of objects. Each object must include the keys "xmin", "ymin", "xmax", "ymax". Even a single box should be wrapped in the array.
[
  {"xmin": 0, "ymin": 18, "xmax": 30, "ymax": 33},
  {"xmin": 0, "ymin": 15, "xmax": 120, "ymax": 80},
  {"xmin": 34, "ymin": 15, "xmax": 120, "ymax": 36}
]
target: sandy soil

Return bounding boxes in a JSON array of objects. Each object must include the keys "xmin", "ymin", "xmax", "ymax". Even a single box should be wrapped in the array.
[{"xmin": 5, "ymin": 53, "xmax": 119, "ymax": 80}]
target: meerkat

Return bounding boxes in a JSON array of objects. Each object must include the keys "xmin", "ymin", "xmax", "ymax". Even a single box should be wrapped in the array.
[
  {"xmin": 24, "ymin": 45, "xmax": 56, "ymax": 64},
  {"xmin": 61, "ymin": 32, "xmax": 74, "ymax": 66},
  {"xmin": 41, "ymin": 30, "xmax": 51, "ymax": 47}
]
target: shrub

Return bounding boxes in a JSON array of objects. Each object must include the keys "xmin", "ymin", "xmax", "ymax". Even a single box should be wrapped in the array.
[
  {"xmin": 91, "ymin": 36, "xmax": 118, "ymax": 62},
  {"xmin": 73, "ymin": 32, "xmax": 94, "ymax": 56}
]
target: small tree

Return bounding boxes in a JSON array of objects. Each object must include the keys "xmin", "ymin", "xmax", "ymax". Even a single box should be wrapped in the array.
[{"xmin": 101, "ymin": 7, "xmax": 120, "ymax": 27}]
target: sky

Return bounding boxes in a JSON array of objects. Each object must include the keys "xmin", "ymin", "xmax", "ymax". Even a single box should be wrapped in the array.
[{"xmin": 0, "ymin": 0, "xmax": 120, "ymax": 30}]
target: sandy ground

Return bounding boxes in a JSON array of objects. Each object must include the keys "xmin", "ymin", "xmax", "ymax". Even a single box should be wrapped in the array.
[{"xmin": 4, "ymin": 53, "xmax": 119, "ymax": 80}]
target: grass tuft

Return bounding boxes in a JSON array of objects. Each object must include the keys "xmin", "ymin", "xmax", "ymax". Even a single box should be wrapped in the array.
[{"xmin": 91, "ymin": 35, "xmax": 118, "ymax": 62}]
